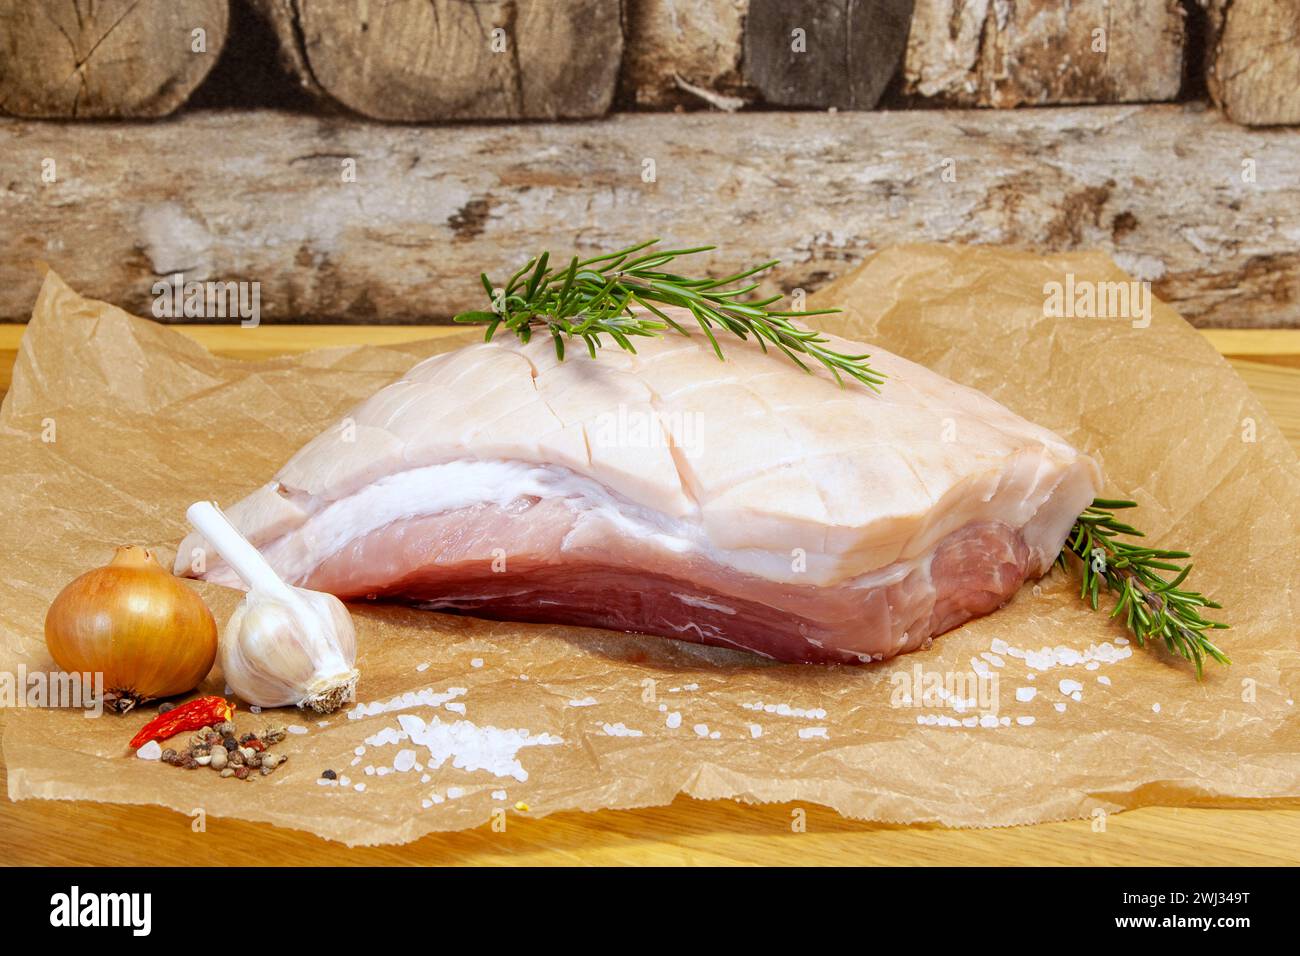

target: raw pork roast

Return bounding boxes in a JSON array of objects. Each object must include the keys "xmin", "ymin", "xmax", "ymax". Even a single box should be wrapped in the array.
[{"xmin": 178, "ymin": 312, "xmax": 1101, "ymax": 663}]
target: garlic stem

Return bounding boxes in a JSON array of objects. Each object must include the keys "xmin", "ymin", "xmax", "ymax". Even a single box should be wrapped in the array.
[{"xmin": 186, "ymin": 501, "xmax": 298, "ymax": 603}]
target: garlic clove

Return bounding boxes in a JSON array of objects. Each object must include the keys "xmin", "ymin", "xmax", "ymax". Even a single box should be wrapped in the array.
[{"xmin": 186, "ymin": 501, "xmax": 360, "ymax": 714}]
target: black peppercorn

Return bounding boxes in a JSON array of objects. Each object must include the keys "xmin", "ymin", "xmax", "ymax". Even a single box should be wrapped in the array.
[{"xmin": 321, "ymin": 769, "xmax": 337, "ymax": 780}]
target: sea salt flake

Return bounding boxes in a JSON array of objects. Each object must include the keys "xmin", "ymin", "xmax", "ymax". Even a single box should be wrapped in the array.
[
  {"xmin": 602, "ymin": 722, "xmax": 643, "ymax": 737},
  {"xmin": 365, "ymin": 713, "xmax": 563, "ymax": 782},
  {"xmin": 393, "ymin": 749, "xmax": 417, "ymax": 772},
  {"xmin": 136, "ymin": 740, "xmax": 162, "ymax": 761},
  {"xmin": 349, "ymin": 687, "xmax": 468, "ymax": 719}
]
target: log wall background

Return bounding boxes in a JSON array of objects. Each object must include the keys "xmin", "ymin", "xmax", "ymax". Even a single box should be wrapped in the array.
[{"xmin": 0, "ymin": 0, "xmax": 1297, "ymax": 327}]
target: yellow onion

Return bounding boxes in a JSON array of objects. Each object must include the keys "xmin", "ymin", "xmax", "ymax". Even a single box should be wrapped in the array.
[{"xmin": 44, "ymin": 545, "xmax": 217, "ymax": 713}]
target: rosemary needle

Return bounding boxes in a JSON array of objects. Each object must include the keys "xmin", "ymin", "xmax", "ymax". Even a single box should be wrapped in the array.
[
  {"xmin": 1058, "ymin": 499, "xmax": 1229, "ymax": 678},
  {"xmin": 452, "ymin": 239, "xmax": 885, "ymax": 389}
]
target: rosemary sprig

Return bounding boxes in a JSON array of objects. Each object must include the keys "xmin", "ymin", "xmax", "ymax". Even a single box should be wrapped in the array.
[
  {"xmin": 1058, "ymin": 498, "xmax": 1229, "ymax": 678},
  {"xmin": 452, "ymin": 239, "xmax": 885, "ymax": 389}
]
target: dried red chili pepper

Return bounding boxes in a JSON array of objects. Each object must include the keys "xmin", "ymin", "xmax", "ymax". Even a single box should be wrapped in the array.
[{"xmin": 129, "ymin": 696, "xmax": 234, "ymax": 749}]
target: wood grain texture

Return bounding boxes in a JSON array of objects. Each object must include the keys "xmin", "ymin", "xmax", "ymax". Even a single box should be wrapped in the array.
[
  {"xmin": 1, "ymin": 329, "xmax": 1296, "ymax": 866},
  {"xmin": 2, "ymin": 108, "xmax": 1298, "ymax": 327},
  {"xmin": 744, "ymin": 0, "xmax": 914, "ymax": 109},
  {"xmin": 250, "ymin": 0, "xmax": 623, "ymax": 121},
  {"xmin": 621, "ymin": 0, "xmax": 750, "ymax": 109},
  {"xmin": 1205, "ymin": 0, "xmax": 1300, "ymax": 127},
  {"xmin": 903, "ymin": 0, "xmax": 1185, "ymax": 107},
  {"xmin": 0, "ymin": 0, "xmax": 228, "ymax": 118}
]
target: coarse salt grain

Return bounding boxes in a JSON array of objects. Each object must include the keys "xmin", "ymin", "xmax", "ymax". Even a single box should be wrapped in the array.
[
  {"xmin": 798, "ymin": 727, "xmax": 828, "ymax": 739},
  {"xmin": 666, "ymin": 712, "xmax": 681, "ymax": 729},
  {"xmin": 447, "ymin": 786, "xmax": 464, "ymax": 799},
  {"xmin": 741, "ymin": 701, "xmax": 828, "ymax": 719},
  {"xmin": 136, "ymin": 740, "xmax": 162, "ymax": 761},
  {"xmin": 693, "ymin": 724, "xmax": 710, "ymax": 737},
  {"xmin": 1059, "ymin": 679, "xmax": 1084, "ymax": 696},
  {"xmin": 349, "ymin": 687, "xmax": 467, "ymax": 719},
  {"xmin": 445, "ymin": 702, "xmax": 466, "ymax": 714},
  {"xmin": 354, "ymin": 783, "xmax": 366, "ymax": 792},
  {"xmin": 1016, "ymin": 716, "xmax": 1036, "ymax": 726},
  {"xmin": 287, "ymin": 724, "xmax": 308, "ymax": 735},
  {"xmin": 416, "ymin": 662, "xmax": 430, "ymax": 672},
  {"xmin": 568, "ymin": 697, "xmax": 597, "ymax": 707},
  {"xmin": 1016, "ymin": 687, "xmax": 1037, "ymax": 703},
  {"xmin": 365, "ymin": 712, "xmax": 562, "ymax": 782},
  {"xmin": 602, "ymin": 722, "xmax": 643, "ymax": 737},
  {"xmin": 393, "ymin": 749, "xmax": 417, "ymax": 772},
  {"xmin": 492, "ymin": 790, "xmax": 507, "ymax": 800},
  {"xmin": 749, "ymin": 724, "xmax": 762, "ymax": 738},
  {"xmin": 1152, "ymin": 703, "xmax": 1161, "ymax": 714}
]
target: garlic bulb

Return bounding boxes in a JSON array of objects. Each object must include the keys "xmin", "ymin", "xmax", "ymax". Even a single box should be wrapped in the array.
[{"xmin": 186, "ymin": 501, "xmax": 359, "ymax": 713}]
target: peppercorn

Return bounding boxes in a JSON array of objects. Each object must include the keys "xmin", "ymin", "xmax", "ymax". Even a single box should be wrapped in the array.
[
  {"xmin": 261, "ymin": 726, "xmax": 287, "ymax": 745},
  {"xmin": 223, "ymin": 737, "xmax": 238, "ymax": 752},
  {"xmin": 161, "ymin": 748, "xmax": 177, "ymax": 763},
  {"xmin": 228, "ymin": 749, "xmax": 245, "ymax": 767},
  {"xmin": 234, "ymin": 766, "xmax": 250, "ymax": 780},
  {"xmin": 321, "ymin": 769, "xmax": 337, "ymax": 780},
  {"xmin": 215, "ymin": 721, "xmax": 236, "ymax": 737},
  {"xmin": 158, "ymin": 701, "xmax": 176, "ymax": 714},
  {"xmin": 246, "ymin": 753, "xmax": 262, "ymax": 769},
  {"xmin": 209, "ymin": 747, "xmax": 228, "ymax": 770}
]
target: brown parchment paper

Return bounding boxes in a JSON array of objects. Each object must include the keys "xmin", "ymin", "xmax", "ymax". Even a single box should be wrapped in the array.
[{"xmin": 2, "ymin": 245, "xmax": 1297, "ymax": 846}]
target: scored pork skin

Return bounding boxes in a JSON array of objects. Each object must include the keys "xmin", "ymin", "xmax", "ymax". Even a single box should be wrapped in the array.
[{"xmin": 177, "ymin": 310, "xmax": 1101, "ymax": 663}]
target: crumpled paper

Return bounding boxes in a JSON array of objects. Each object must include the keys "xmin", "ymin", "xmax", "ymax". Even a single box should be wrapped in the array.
[{"xmin": 1, "ymin": 245, "xmax": 1297, "ymax": 846}]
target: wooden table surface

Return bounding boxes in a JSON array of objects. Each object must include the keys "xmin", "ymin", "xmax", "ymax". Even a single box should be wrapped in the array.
[{"xmin": 1, "ymin": 324, "xmax": 1297, "ymax": 867}]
